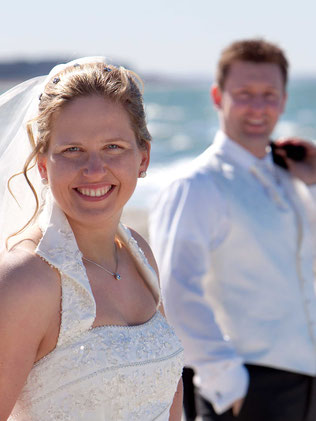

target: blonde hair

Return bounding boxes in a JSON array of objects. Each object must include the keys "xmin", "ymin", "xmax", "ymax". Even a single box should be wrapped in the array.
[{"xmin": 8, "ymin": 62, "xmax": 151, "ymax": 243}]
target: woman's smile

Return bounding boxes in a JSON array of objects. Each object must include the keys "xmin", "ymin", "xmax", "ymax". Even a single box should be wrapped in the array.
[
  {"xmin": 38, "ymin": 95, "xmax": 150, "ymax": 228},
  {"xmin": 74, "ymin": 183, "xmax": 114, "ymax": 200}
]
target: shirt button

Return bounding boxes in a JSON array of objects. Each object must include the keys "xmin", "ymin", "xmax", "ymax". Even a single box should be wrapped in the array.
[{"xmin": 215, "ymin": 391, "xmax": 223, "ymax": 400}]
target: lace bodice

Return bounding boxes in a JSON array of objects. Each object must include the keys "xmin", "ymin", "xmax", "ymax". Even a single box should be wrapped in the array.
[{"xmin": 9, "ymin": 198, "xmax": 183, "ymax": 421}]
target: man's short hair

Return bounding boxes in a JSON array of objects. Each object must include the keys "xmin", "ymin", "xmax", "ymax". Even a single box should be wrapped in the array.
[{"xmin": 216, "ymin": 39, "xmax": 289, "ymax": 90}]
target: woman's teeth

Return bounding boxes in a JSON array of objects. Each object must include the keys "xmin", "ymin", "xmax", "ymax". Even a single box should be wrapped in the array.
[{"xmin": 77, "ymin": 186, "xmax": 112, "ymax": 197}]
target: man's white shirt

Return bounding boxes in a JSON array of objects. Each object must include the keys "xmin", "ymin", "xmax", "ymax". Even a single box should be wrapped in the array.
[{"xmin": 149, "ymin": 131, "xmax": 316, "ymax": 414}]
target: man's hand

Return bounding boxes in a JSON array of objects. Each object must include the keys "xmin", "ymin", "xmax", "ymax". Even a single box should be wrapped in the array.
[
  {"xmin": 232, "ymin": 397, "xmax": 244, "ymax": 417},
  {"xmin": 274, "ymin": 138, "xmax": 316, "ymax": 185}
]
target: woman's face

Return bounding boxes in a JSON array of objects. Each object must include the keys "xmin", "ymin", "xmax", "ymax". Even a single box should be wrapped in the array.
[{"xmin": 38, "ymin": 95, "xmax": 150, "ymax": 229}]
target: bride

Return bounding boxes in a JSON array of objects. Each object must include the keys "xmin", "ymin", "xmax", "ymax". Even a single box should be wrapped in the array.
[{"xmin": 0, "ymin": 58, "xmax": 183, "ymax": 420}]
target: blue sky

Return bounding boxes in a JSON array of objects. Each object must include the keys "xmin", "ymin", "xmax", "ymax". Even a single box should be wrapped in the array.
[{"xmin": 2, "ymin": 0, "xmax": 316, "ymax": 78}]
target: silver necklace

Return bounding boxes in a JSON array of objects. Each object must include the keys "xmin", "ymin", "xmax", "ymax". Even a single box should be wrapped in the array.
[{"xmin": 82, "ymin": 244, "xmax": 121, "ymax": 280}]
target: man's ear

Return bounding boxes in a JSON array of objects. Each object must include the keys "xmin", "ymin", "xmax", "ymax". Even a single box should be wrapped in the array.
[
  {"xmin": 37, "ymin": 154, "xmax": 48, "ymax": 180},
  {"xmin": 139, "ymin": 141, "xmax": 151, "ymax": 174},
  {"xmin": 211, "ymin": 84, "xmax": 222, "ymax": 109}
]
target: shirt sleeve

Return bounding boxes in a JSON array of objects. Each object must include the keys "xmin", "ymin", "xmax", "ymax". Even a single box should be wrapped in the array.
[
  {"xmin": 308, "ymin": 184, "xmax": 316, "ymax": 201},
  {"xmin": 149, "ymin": 175, "xmax": 249, "ymax": 414}
]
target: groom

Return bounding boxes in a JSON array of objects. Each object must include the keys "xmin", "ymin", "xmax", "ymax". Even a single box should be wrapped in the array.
[{"xmin": 150, "ymin": 38, "xmax": 316, "ymax": 421}]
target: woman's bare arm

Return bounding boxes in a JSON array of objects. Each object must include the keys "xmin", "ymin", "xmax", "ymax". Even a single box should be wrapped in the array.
[
  {"xmin": 0, "ymin": 249, "xmax": 60, "ymax": 419},
  {"xmin": 168, "ymin": 378, "xmax": 183, "ymax": 421}
]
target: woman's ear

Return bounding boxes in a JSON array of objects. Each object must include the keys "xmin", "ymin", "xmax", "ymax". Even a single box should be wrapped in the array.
[{"xmin": 37, "ymin": 154, "xmax": 48, "ymax": 180}]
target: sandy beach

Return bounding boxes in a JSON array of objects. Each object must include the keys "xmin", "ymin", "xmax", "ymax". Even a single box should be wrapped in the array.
[{"xmin": 121, "ymin": 207, "xmax": 149, "ymax": 241}]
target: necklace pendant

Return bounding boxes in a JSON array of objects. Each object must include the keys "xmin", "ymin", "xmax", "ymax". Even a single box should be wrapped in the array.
[{"xmin": 114, "ymin": 273, "xmax": 121, "ymax": 280}]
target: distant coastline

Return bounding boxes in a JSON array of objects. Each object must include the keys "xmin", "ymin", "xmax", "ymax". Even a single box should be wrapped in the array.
[
  {"xmin": 0, "ymin": 59, "xmax": 69, "ymax": 80},
  {"xmin": 0, "ymin": 58, "xmax": 212, "ymax": 86},
  {"xmin": 1, "ymin": 58, "xmax": 313, "ymax": 86}
]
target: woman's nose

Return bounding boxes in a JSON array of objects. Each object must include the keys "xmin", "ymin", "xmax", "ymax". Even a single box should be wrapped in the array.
[{"xmin": 83, "ymin": 153, "xmax": 106, "ymax": 176}]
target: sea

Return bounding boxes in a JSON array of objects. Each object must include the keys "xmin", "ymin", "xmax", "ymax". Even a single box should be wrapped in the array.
[{"xmin": 1, "ymin": 77, "xmax": 316, "ymax": 210}]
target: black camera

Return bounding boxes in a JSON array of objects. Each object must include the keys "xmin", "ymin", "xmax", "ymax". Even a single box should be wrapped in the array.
[{"xmin": 271, "ymin": 142, "xmax": 306, "ymax": 169}]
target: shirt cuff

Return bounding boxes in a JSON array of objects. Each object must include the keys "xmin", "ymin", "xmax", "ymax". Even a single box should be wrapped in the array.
[{"xmin": 194, "ymin": 363, "xmax": 249, "ymax": 414}]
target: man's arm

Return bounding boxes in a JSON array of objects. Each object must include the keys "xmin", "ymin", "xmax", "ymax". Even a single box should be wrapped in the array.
[{"xmin": 149, "ymin": 176, "xmax": 249, "ymax": 414}]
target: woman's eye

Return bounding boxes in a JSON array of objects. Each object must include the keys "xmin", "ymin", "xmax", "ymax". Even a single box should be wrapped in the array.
[
  {"xmin": 107, "ymin": 144, "xmax": 120, "ymax": 150},
  {"xmin": 64, "ymin": 146, "xmax": 81, "ymax": 152}
]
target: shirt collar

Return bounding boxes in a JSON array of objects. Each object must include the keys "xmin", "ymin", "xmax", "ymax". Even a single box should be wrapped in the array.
[{"xmin": 212, "ymin": 130, "xmax": 274, "ymax": 171}]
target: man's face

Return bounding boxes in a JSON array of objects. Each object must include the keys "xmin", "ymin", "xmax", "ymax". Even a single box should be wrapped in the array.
[{"xmin": 212, "ymin": 60, "xmax": 287, "ymax": 158}]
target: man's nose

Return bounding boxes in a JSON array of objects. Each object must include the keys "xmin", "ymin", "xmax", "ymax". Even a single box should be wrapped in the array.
[{"xmin": 250, "ymin": 95, "xmax": 267, "ymax": 110}]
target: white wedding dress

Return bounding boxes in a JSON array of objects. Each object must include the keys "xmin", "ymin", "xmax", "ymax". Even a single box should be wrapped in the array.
[{"xmin": 9, "ymin": 198, "xmax": 184, "ymax": 421}]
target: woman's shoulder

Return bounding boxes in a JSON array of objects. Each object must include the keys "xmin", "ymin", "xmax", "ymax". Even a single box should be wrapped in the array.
[
  {"xmin": 0, "ymin": 233, "xmax": 61, "ymax": 413},
  {"xmin": 0, "ymin": 243, "xmax": 61, "ymax": 350},
  {"xmin": 0, "ymin": 231, "xmax": 60, "ymax": 307},
  {"xmin": 127, "ymin": 227, "xmax": 165, "ymax": 313},
  {"xmin": 126, "ymin": 227, "xmax": 159, "ymax": 275}
]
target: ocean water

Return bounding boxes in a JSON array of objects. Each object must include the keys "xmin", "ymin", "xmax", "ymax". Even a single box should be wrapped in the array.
[
  {"xmin": 1, "ymin": 78, "xmax": 316, "ymax": 209},
  {"xmin": 135, "ymin": 77, "xmax": 316, "ymax": 208}
]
